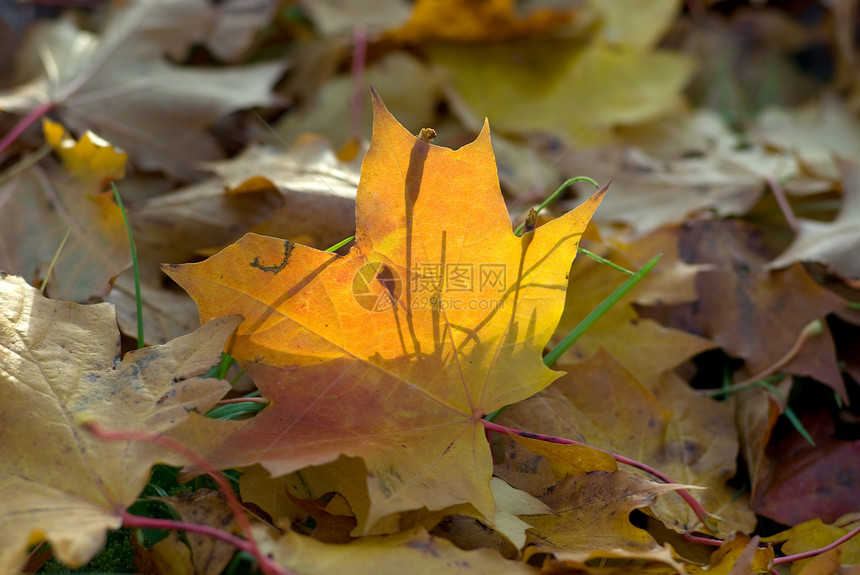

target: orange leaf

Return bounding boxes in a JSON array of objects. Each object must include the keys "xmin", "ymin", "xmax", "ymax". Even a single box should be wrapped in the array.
[{"xmin": 164, "ymin": 92, "xmax": 604, "ymax": 532}]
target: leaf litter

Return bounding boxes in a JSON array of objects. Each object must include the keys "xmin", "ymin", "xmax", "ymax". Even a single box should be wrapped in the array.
[{"xmin": 1, "ymin": 0, "xmax": 859, "ymax": 573}]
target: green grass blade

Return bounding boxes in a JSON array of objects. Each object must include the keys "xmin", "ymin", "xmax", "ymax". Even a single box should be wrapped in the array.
[
  {"xmin": 543, "ymin": 253, "xmax": 662, "ymax": 367},
  {"xmin": 206, "ymin": 401, "xmax": 267, "ymax": 420},
  {"xmin": 112, "ymin": 182, "xmax": 144, "ymax": 348},
  {"xmin": 514, "ymin": 176, "xmax": 599, "ymax": 237},
  {"xmin": 577, "ymin": 247, "xmax": 634, "ymax": 275},
  {"xmin": 326, "ymin": 235, "xmax": 355, "ymax": 252}
]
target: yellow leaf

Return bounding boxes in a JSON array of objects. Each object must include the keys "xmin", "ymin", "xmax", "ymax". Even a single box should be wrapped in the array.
[{"xmin": 164, "ymin": 92, "xmax": 604, "ymax": 533}]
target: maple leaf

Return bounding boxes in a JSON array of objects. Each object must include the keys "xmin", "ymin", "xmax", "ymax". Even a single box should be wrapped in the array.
[
  {"xmin": 768, "ymin": 159, "xmax": 860, "ymax": 279},
  {"xmin": 206, "ymin": 135, "xmax": 362, "ymax": 249},
  {"xmin": 523, "ymin": 469, "xmax": 689, "ymax": 570},
  {"xmin": 499, "ymin": 351, "xmax": 756, "ymax": 535},
  {"xmin": 165, "ymin": 92, "xmax": 604, "ymax": 532},
  {"xmin": 0, "ymin": 120, "xmax": 130, "ymax": 302},
  {"xmin": 0, "ymin": 1, "xmax": 283, "ymax": 179},
  {"xmin": 0, "ymin": 274, "xmax": 240, "ymax": 572},
  {"xmin": 258, "ymin": 525, "xmax": 539, "ymax": 575},
  {"xmin": 660, "ymin": 220, "xmax": 846, "ymax": 396}
]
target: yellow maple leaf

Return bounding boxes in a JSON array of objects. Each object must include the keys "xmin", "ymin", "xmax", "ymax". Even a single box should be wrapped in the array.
[{"xmin": 164, "ymin": 92, "xmax": 604, "ymax": 533}]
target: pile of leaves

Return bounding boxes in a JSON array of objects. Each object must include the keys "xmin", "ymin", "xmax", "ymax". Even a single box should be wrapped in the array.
[{"xmin": 1, "ymin": 0, "xmax": 860, "ymax": 573}]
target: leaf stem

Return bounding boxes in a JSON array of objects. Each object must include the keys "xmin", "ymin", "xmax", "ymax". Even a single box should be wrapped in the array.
[
  {"xmin": 84, "ymin": 421, "xmax": 273, "ymax": 573},
  {"xmin": 720, "ymin": 319, "xmax": 823, "ymax": 392},
  {"xmin": 543, "ymin": 254, "xmax": 662, "ymax": 367},
  {"xmin": 0, "ymin": 101, "xmax": 53, "ymax": 156},
  {"xmin": 481, "ymin": 420, "xmax": 718, "ymax": 531},
  {"xmin": 773, "ymin": 521, "xmax": 860, "ymax": 566},
  {"xmin": 121, "ymin": 512, "xmax": 290, "ymax": 575}
]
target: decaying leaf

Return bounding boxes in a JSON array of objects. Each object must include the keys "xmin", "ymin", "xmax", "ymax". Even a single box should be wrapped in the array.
[
  {"xmin": 165, "ymin": 92, "xmax": 604, "ymax": 532},
  {"xmin": 206, "ymin": 135, "xmax": 362, "ymax": 249},
  {"xmin": 768, "ymin": 159, "xmax": 860, "ymax": 280},
  {"xmin": 0, "ymin": 274, "xmax": 240, "ymax": 572},
  {"xmin": 257, "ymin": 525, "xmax": 539, "ymax": 575},
  {"xmin": 500, "ymin": 351, "xmax": 755, "ymax": 535},
  {"xmin": 0, "ymin": 120, "xmax": 130, "ymax": 302},
  {"xmin": 524, "ymin": 469, "xmax": 689, "ymax": 561},
  {"xmin": 0, "ymin": 0, "xmax": 284, "ymax": 179},
  {"xmin": 662, "ymin": 220, "xmax": 846, "ymax": 396}
]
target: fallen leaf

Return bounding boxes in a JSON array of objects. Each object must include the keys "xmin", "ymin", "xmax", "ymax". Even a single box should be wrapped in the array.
[
  {"xmin": 129, "ymin": 178, "xmax": 284, "ymax": 281},
  {"xmin": 207, "ymin": 135, "xmax": 362, "ymax": 249},
  {"xmin": 659, "ymin": 219, "xmax": 846, "ymax": 396},
  {"xmin": 433, "ymin": 40, "xmax": 693, "ymax": 145},
  {"xmin": 768, "ymin": 159, "xmax": 860, "ymax": 279},
  {"xmin": 207, "ymin": 0, "xmax": 279, "ymax": 62},
  {"xmin": 764, "ymin": 514, "xmax": 860, "ymax": 574},
  {"xmin": 0, "ymin": 119, "xmax": 130, "ymax": 302},
  {"xmin": 524, "ymin": 469, "xmax": 687, "ymax": 558},
  {"xmin": 385, "ymin": 0, "xmax": 573, "ymax": 43},
  {"xmin": 752, "ymin": 410, "xmax": 860, "ymax": 525},
  {"xmin": 301, "ymin": 0, "xmax": 411, "ymax": 37},
  {"xmin": 553, "ymin": 231, "xmax": 716, "ymax": 385},
  {"xmin": 272, "ymin": 51, "xmax": 443, "ymax": 152},
  {"xmin": 0, "ymin": 1, "xmax": 283, "ymax": 179},
  {"xmin": 165, "ymin": 92, "xmax": 604, "ymax": 532},
  {"xmin": 104, "ymin": 270, "xmax": 201, "ymax": 345},
  {"xmin": 750, "ymin": 96, "xmax": 860, "ymax": 181},
  {"xmin": 500, "ymin": 351, "xmax": 755, "ymax": 535},
  {"xmin": 257, "ymin": 525, "xmax": 539, "ymax": 575},
  {"xmin": 0, "ymin": 273, "xmax": 241, "ymax": 571},
  {"xmin": 132, "ymin": 531, "xmax": 194, "ymax": 575},
  {"xmin": 154, "ymin": 489, "xmax": 243, "ymax": 575}
]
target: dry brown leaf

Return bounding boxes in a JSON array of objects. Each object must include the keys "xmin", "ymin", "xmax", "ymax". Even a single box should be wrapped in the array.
[
  {"xmin": 768, "ymin": 159, "xmax": 860, "ymax": 279},
  {"xmin": 0, "ymin": 1, "xmax": 284, "ymax": 179},
  {"xmin": 662, "ymin": 220, "xmax": 846, "ymax": 396},
  {"xmin": 500, "ymin": 351, "xmax": 755, "ymax": 535},
  {"xmin": 154, "ymin": 490, "xmax": 243, "ymax": 575},
  {"xmin": 0, "ymin": 273, "xmax": 241, "ymax": 572},
  {"xmin": 0, "ymin": 120, "xmax": 130, "ymax": 302},
  {"xmin": 257, "ymin": 525, "xmax": 539, "ymax": 575},
  {"xmin": 207, "ymin": 135, "xmax": 362, "ymax": 249}
]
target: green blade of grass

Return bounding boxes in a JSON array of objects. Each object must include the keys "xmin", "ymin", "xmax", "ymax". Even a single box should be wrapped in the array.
[
  {"xmin": 206, "ymin": 402, "xmax": 267, "ymax": 420},
  {"xmin": 112, "ymin": 182, "xmax": 144, "ymax": 348},
  {"xmin": 543, "ymin": 253, "xmax": 662, "ymax": 368},
  {"xmin": 326, "ymin": 235, "xmax": 355, "ymax": 252},
  {"xmin": 514, "ymin": 176, "xmax": 599, "ymax": 237},
  {"xmin": 577, "ymin": 247, "xmax": 635, "ymax": 275}
]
